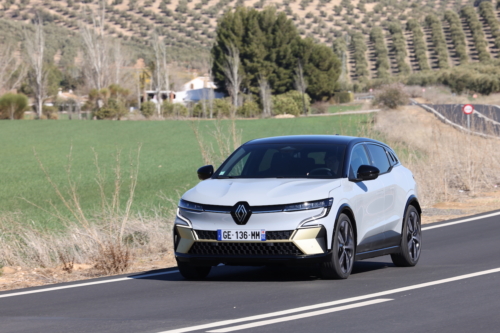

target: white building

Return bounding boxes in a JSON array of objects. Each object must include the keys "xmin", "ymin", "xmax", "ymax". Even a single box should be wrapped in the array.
[
  {"xmin": 144, "ymin": 76, "xmax": 226, "ymax": 105},
  {"xmin": 182, "ymin": 76, "xmax": 217, "ymax": 91}
]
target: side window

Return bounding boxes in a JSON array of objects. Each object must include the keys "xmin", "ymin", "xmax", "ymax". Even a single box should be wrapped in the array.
[
  {"xmin": 349, "ymin": 145, "xmax": 370, "ymax": 178},
  {"xmin": 386, "ymin": 150, "xmax": 398, "ymax": 166},
  {"xmin": 366, "ymin": 144, "xmax": 391, "ymax": 174},
  {"xmin": 227, "ymin": 152, "xmax": 250, "ymax": 176},
  {"xmin": 389, "ymin": 150, "xmax": 399, "ymax": 165}
]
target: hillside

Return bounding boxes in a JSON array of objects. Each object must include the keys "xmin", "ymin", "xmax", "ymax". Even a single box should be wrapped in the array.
[{"xmin": 1, "ymin": 0, "xmax": 500, "ymax": 86}]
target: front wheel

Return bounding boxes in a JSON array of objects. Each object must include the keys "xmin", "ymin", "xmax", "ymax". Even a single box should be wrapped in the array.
[
  {"xmin": 321, "ymin": 213, "xmax": 355, "ymax": 279},
  {"xmin": 177, "ymin": 261, "xmax": 211, "ymax": 280},
  {"xmin": 391, "ymin": 205, "xmax": 422, "ymax": 267}
]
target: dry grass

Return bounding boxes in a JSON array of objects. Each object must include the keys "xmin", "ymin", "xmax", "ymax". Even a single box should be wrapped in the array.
[
  {"xmin": 190, "ymin": 118, "xmax": 242, "ymax": 168},
  {"xmin": 0, "ymin": 146, "xmax": 175, "ymax": 274},
  {"xmin": 374, "ymin": 106, "xmax": 500, "ymax": 206}
]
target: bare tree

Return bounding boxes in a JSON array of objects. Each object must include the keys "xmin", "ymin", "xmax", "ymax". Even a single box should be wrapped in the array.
[
  {"xmin": 111, "ymin": 40, "xmax": 128, "ymax": 86},
  {"xmin": 222, "ymin": 43, "xmax": 242, "ymax": 116},
  {"xmin": 151, "ymin": 31, "xmax": 169, "ymax": 117},
  {"xmin": 258, "ymin": 75, "xmax": 272, "ymax": 117},
  {"xmin": 294, "ymin": 60, "xmax": 308, "ymax": 116},
  {"xmin": 80, "ymin": 0, "xmax": 110, "ymax": 91},
  {"xmin": 0, "ymin": 43, "xmax": 26, "ymax": 94},
  {"xmin": 24, "ymin": 14, "xmax": 46, "ymax": 119}
]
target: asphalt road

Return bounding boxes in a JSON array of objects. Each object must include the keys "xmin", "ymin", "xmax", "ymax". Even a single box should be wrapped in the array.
[{"xmin": 1, "ymin": 210, "xmax": 500, "ymax": 333}]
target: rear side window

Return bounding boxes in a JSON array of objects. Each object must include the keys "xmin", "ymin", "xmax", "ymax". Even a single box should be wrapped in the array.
[
  {"xmin": 366, "ymin": 144, "xmax": 391, "ymax": 174},
  {"xmin": 387, "ymin": 149, "xmax": 399, "ymax": 166}
]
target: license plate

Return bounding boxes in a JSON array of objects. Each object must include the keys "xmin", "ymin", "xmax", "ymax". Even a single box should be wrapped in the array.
[{"xmin": 217, "ymin": 229, "xmax": 266, "ymax": 241}]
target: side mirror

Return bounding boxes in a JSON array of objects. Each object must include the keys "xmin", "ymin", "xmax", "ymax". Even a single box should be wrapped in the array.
[
  {"xmin": 349, "ymin": 165, "xmax": 380, "ymax": 182},
  {"xmin": 197, "ymin": 165, "xmax": 214, "ymax": 180}
]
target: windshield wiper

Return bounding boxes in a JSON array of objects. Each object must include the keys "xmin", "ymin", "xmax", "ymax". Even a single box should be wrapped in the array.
[{"xmin": 217, "ymin": 176, "xmax": 237, "ymax": 179}]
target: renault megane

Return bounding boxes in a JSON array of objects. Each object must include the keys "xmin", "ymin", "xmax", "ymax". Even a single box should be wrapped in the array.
[{"xmin": 174, "ymin": 135, "xmax": 422, "ymax": 280}]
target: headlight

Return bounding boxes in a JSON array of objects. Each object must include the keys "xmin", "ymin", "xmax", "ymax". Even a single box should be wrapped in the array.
[
  {"xmin": 284, "ymin": 198, "xmax": 333, "ymax": 212},
  {"xmin": 175, "ymin": 208, "xmax": 193, "ymax": 227},
  {"xmin": 178, "ymin": 199, "xmax": 203, "ymax": 212}
]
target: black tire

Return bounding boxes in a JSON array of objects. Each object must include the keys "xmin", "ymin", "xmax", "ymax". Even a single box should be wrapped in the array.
[
  {"xmin": 321, "ymin": 213, "xmax": 355, "ymax": 279},
  {"xmin": 391, "ymin": 205, "xmax": 422, "ymax": 267},
  {"xmin": 177, "ymin": 261, "xmax": 211, "ymax": 280}
]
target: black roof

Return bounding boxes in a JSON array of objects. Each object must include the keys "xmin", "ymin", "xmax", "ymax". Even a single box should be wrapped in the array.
[{"xmin": 244, "ymin": 135, "xmax": 384, "ymax": 146}]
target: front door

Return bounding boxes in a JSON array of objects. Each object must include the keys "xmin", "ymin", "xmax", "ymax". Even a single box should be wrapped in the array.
[{"xmin": 348, "ymin": 144, "xmax": 387, "ymax": 253}]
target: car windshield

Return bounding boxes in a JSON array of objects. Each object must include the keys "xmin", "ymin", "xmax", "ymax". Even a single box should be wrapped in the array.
[{"xmin": 215, "ymin": 143, "xmax": 346, "ymax": 179}]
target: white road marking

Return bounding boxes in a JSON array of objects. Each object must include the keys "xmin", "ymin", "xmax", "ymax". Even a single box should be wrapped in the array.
[
  {"xmin": 422, "ymin": 211, "xmax": 500, "ymax": 231},
  {"xmin": 207, "ymin": 299, "xmax": 393, "ymax": 332},
  {"xmin": 0, "ymin": 270, "xmax": 179, "ymax": 299},
  {"xmin": 157, "ymin": 267, "xmax": 500, "ymax": 333},
  {"xmin": 0, "ymin": 211, "xmax": 498, "ymax": 299}
]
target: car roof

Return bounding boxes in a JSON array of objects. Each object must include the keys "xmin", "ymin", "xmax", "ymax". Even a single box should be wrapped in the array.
[{"xmin": 244, "ymin": 135, "xmax": 386, "ymax": 147}]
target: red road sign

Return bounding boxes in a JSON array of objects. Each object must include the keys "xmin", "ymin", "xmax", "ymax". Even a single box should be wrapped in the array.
[{"xmin": 462, "ymin": 104, "xmax": 474, "ymax": 115}]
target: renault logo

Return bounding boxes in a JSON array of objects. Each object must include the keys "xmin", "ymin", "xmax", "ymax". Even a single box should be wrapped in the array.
[{"xmin": 231, "ymin": 202, "xmax": 252, "ymax": 225}]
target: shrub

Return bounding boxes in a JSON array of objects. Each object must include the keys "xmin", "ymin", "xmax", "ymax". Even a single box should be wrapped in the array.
[
  {"xmin": 310, "ymin": 101, "xmax": 329, "ymax": 114},
  {"xmin": 461, "ymin": 6, "xmax": 490, "ymax": 62},
  {"xmin": 369, "ymin": 27, "xmax": 390, "ymax": 79},
  {"xmin": 0, "ymin": 93, "xmax": 29, "ymax": 120},
  {"xmin": 93, "ymin": 99, "xmax": 127, "ymax": 120},
  {"xmin": 162, "ymin": 101, "xmax": 188, "ymax": 117},
  {"xmin": 425, "ymin": 14, "xmax": 449, "ymax": 69},
  {"xmin": 388, "ymin": 23, "xmax": 411, "ymax": 76},
  {"xmin": 272, "ymin": 90, "xmax": 310, "ymax": 116},
  {"xmin": 444, "ymin": 10, "xmax": 468, "ymax": 65},
  {"xmin": 212, "ymin": 98, "xmax": 232, "ymax": 117},
  {"xmin": 406, "ymin": 19, "xmax": 430, "ymax": 71},
  {"xmin": 351, "ymin": 31, "xmax": 369, "ymax": 82},
  {"xmin": 334, "ymin": 91, "xmax": 354, "ymax": 104},
  {"xmin": 141, "ymin": 101, "xmax": 156, "ymax": 118},
  {"xmin": 42, "ymin": 105, "xmax": 59, "ymax": 120},
  {"xmin": 237, "ymin": 100, "xmax": 260, "ymax": 118},
  {"xmin": 372, "ymin": 84, "xmax": 409, "ymax": 109},
  {"xmin": 479, "ymin": 2, "xmax": 500, "ymax": 53}
]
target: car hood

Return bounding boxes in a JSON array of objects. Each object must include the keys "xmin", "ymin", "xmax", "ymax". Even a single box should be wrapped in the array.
[{"xmin": 182, "ymin": 178, "xmax": 341, "ymax": 206}]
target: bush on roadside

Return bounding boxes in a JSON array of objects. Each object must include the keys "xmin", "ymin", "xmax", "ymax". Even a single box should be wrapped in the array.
[
  {"xmin": 272, "ymin": 90, "xmax": 311, "ymax": 116},
  {"xmin": 334, "ymin": 91, "xmax": 354, "ymax": 104},
  {"xmin": 310, "ymin": 101, "xmax": 329, "ymax": 114},
  {"xmin": 42, "ymin": 105, "xmax": 59, "ymax": 120},
  {"xmin": 93, "ymin": 99, "xmax": 127, "ymax": 120},
  {"xmin": 162, "ymin": 101, "xmax": 188, "ymax": 117},
  {"xmin": 141, "ymin": 101, "xmax": 156, "ymax": 118},
  {"xmin": 372, "ymin": 84, "xmax": 409, "ymax": 109},
  {"xmin": 213, "ymin": 98, "xmax": 232, "ymax": 118},
  {"xmin": 0, "ymin": 93, "xmax": 29, "ymax": 120},
  {"xmin": 237, "ymin": 99, "xmax": 260, "ymax": 118}
]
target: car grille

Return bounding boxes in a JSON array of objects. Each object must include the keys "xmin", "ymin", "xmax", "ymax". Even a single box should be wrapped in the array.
[
  {"xmin": 195, "ymin": 230, "xmax": 218, "ymax": 240},
  {"xmin": 188, "ymin": 242, "xmax": 303, "ymax": 256},
  {"xmin": 194, "ymin": 230, "xmax": 294, "ymax": 240}
]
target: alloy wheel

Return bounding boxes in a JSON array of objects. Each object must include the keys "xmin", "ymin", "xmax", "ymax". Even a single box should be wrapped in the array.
[
  {"xmin": 337, "ymin": 219, "xmax": 355, "ymax": 274},
  {"xmin": 406, "ymin": 211, "xmax": 421, "ymax": 262}
]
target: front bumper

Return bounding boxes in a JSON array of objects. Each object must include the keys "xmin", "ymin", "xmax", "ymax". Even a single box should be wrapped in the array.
[{"xmin": 174, "ymin": 225, "xmax": 330, "ymax": 266}]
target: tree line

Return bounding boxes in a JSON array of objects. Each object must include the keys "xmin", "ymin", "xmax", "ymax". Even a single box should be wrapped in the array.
[{"xmin": 211, "ymin": 6, "xmax": 341, "ymax": 108}]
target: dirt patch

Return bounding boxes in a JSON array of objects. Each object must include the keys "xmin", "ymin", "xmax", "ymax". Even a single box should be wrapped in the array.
[
  {"xmin": 421, "ymin": 189, "xmax": 500, "ymax": 224},
  {"xmin": 0, "ymin": 253, "xmax": 177, "ymax": 292}
]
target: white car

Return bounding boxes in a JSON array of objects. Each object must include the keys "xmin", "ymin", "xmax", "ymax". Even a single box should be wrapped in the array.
[{"xmin": 174, "ymin": 135, "xmax": 422, "ymax": 280}]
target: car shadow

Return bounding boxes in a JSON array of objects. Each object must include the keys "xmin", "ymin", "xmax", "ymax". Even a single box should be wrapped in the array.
[{"xmin": 130, "ymin": 260, "xmax": 395, "ymax": 282}]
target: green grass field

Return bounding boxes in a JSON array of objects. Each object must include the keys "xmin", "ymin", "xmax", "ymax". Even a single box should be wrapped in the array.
[
  {"xmin": 328, "ymin": 104, "xmax": 364, "ymax": 113},
  {"xmin": 0, "ymin": 114, "xmax": 372, "ymax": 229}
]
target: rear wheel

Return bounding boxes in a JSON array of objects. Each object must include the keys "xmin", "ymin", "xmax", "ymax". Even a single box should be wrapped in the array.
[
  {"xmin": 321, "ymin": 213, "xmax": 355, "ymax": 279},
  {"xmin": 391, "ymin": 205, "xmax": 421, "ymax": 267},
  {"xmin": 177, "ymin": 261, "xmax": 211, "ymax": 280}
]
